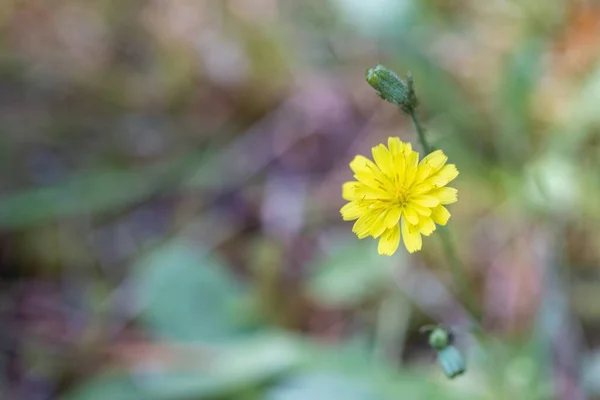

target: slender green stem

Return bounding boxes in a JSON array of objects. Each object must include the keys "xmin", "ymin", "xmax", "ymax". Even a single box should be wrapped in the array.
[
  {"xmin": 437, "ymin": 227, "xmax": 479, "ymax": 321},
  {"xmin": 410, "ymin": 112, "xmax": 432, "ymax": 154},
  {"xmin": 408, "ymin": 111, "xmax": 479, "ymax": 320}
]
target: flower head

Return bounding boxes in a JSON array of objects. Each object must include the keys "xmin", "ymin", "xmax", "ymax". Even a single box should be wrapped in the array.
[{"xmin": 340, "ymin": 137, "xmax": 458, "ymax": 255}]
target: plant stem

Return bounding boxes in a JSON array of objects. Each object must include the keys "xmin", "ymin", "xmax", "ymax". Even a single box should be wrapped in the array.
[
  {"xmin": 437, "ymin": 227, "xmax": 479, "ymax": 319},
  {"xmin": 408, "ymin": 111, "xmax": 479, "ymax": 319},
  {"xmin": 410, "ymin": 112, "xmax": 432, "ymax": 154}
]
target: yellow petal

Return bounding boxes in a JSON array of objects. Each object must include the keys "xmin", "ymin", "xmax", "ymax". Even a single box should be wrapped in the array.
[
  {"xmin": 428, "ymin": 164, "xmax": 459, "ymax": 187},
  {"xmin": 410, "ymin": 182, "xmax": 436, "ymax": 196},
  {"xmin": 414, "ymin": 164, "xmax": 432, "ymax": 183},
  {"xmin": 355, "ymin": 185, "xmax": 392, "ymax": 200},
  {"xmin": 370, "ymin": 211, "xmax": 388, "ymax": 238},
  {"xmin": 419, "ymin": 150, "xmax": 447, "ymax": 170},
  {"xmin": 403, "ymin": 207, "xmax": 419, "ymax": 225},
  {"xmin": 408, "ymin": 201, "xmax": 432, "ymax": 216},
  {"xmin": 384, "ymin": 206, "xmax": 401, "ymax": 228},
  {"xmin": 342, "ymin": 182, "xmax": 360, "ymax": 201},
  {"xmin": 403, "ymin": 150, "xmax": 419, "ymax": 187},
  {"xmin": 352, "ymin": 211, "xmax": 378, "ymax": 238},
  {"xmin": 349, "ymin": 155, "xmax": 378, "ymax": 174},
  {"xmin": 351, "ymin": 155, "xmax": 394, "ymax": 190},
  {"xmin": 353, "ymin": 172, "xmax": 388, "ymax": 191},
  {"xmin": 417, "ymin": 217, "xmax": 436, "ymax": 236},
  {"xmin": 391, "ymin": 153, "xmax": 406, "ymax": 185},
  {"xmin": 378, "ymin": 225, "xmax": 401, "ymax": 256},
  {"xmin": 431, "ymin": 205, "xmax": 451, "ymax": 226},
  {"xmin": 401, "ymin": 218, "xmax": 422, "ymax": 253},
  {"xmin": 414, "ymin": 150, "xmax": 445, "ymax": 182},
  {"xmin": 431, "ymin": 187, "xmax": 458, "ymax": 205},
  {"xmin": 340, "ymin": 201, "xmax": 366, "ymax": 221},
  {"xmin": 387, "ymin": 137, "xmax": 404, "ymax": 157},
  {"xmin": 372, "ymin": 144, "xmax": 394, "ymax": 176},
  {"xmin": 387, "ymin": 138, "xmax": 407, "ymax": 179},
  {"xmin": 412, "ymin": 195, "xmax": 440, "ymax": 208},
  {"xmin": 342, "ymin": 181, "xmax": 390, "ymax": 201}
]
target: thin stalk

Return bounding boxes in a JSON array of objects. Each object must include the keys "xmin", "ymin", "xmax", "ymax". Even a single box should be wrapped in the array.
[
  {"xmin": 409, "ymin": 111, "xmax": 480, "ymax": 320},
  {"xmin": 410, "ymin": 113, "xmax": 432, "ymax": 154},
  {"xmin": 437, "ymin": 226, "xmax": 479, "ymax": 322}
]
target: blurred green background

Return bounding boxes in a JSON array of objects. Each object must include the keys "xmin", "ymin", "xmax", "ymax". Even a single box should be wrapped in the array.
[{"xmin": 1, "ymin": 0, "xmax": 600, "ymax": 399}]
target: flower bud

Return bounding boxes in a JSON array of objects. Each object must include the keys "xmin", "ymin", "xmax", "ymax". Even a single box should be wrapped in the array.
[
  {"xmin": 428, "ymin": 327, "xmax": 450, "ymax": 351},
  {"xmin": 437, "ymin": 346, "xmax": 466, "ymax": 379},
  {"xmin": 365, "ymin": 65, "xmax": 418, "ymax": 114}
]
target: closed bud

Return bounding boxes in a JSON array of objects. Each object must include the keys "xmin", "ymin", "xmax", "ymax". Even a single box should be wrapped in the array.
[
  {"xmin": 437, "ymin": 346, "xmax": 466, "ymax": 379},
  {"xmin": 428, "ymin": 327, "xmax": 450, "ymax": 351},
  {"xmin": 365, "ymin": 65, "xmax": 418, "ymax": 114}
]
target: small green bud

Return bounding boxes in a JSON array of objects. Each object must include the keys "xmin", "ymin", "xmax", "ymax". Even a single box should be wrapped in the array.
[
  {"xmin": 428, "ymin": 327, "xmax": 450, "ymax": 351},
  {"xmin": 437, "ymin": 346, "xmax": 466, "ymax": 379},
  {"xmin": 365, "ymin": 65, "xmax": 418, "ymax": 114}
]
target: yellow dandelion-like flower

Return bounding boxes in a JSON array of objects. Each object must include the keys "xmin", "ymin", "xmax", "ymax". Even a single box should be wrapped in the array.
[{"xmin": 340, "ymin": 137, "xmax": 459, "ymax": 255}]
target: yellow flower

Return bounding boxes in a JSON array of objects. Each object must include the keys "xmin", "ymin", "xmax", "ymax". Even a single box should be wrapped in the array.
[{"xmin": 340, "ymin": 137, "xmax": 459, "ymax": 255}]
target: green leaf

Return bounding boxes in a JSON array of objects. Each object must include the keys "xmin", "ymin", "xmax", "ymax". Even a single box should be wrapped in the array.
[
  {"xmin": 330, "ymin": 0, "xmax": 414, "ymax": 37},
  {"xmin": 267, "ymin": 372, "xmax": 383, "ymax": 400},
  {"xmin": 0, "ymin": 156, "xmax": 193, "ymax": 230},
  {"xmin": 306, "ymin": 238, "xmax": 401, "ymax": 307},
  {"xmin": 64, "ymin": 333, "xmax": 302, "ymax": 400},
  {"xmin": 496, "ymin": 39, "xmax": 545, "ymax": 166},
  {"xmin": 548, "ymin": 65, "xmax": 600, "ymax": 156},
  {"xmin": 293, "ymin": 340, "xmax": 464, "ymax": 400},
  {"xmin": 134, "ymin": 241, "xmax": 245, "ymax": 342},
  {"xmin": 63, "ymin": 373, "xmax": 141, "ymax": 400}
]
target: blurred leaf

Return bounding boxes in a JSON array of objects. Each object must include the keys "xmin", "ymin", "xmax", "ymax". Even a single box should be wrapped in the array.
[
  {"xmin": 306, "ymin": 239, "xmax": 400, "ymax": 307},
  {"xmin": 523, "ymin": 154, "xmax": 579, "ymax": 215},
  {"xmin": 549, "ymin": 65, "xmax": 600, "ymax": 155},
  {"xmin": 134, "ymin": 241, "xmax": 245, "ymax": 342},
  {"xmin": 267, "ymin": 372, "xmax": 383, "ymax": 400},
  {"xmin": 0, "ymin": 155, "xmax": 197, "ymax": 230},
  {"xmin": 496, "ymin": 39, "xmax": 545, "ymax": 166},
  {"xmin": 65, "ymin": 333, "xmax": 301, "ymax": 400},
  {"xmin": 0, "ymin": 138, "xmax": 240, "ymax": 231},
  {"xmin": 294, "ymin": 340, "xmax": 464, "ymax": 400},
  {"xmin": 458, "ymin": 336, "xmax": 552, "ymax": 400},
  {"xmin": 330, "ymin": 0, "xmax": 414, "ymax": 37},
  {"xmin": 63, "ymin": 373, "xmax": 141, "ymax": 400},
  {"xmin": 583, "ymin": 350, "xmax": 600, "ymax": 394},
  {"xmin": 499, "ymin": 40, "xmax": 544, "ymax": 126}
]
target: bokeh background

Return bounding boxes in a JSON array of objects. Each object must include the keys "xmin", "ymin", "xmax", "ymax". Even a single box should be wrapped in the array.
[{"xmin": 1, "ymin": 0, "xmax": 600, "ymax": 399}]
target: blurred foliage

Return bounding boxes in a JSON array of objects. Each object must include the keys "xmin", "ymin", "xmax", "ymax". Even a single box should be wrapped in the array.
[
  {"xmin": 307, "ymin": 239, "xmax": 399, "ymax": 308},
  {"xmin": 134, "ymin": 241, "xmax": 246, "ymax": 343},
  {"xmin": 2, "ymin": 0, "xmax": 600, "ymax": 399}
]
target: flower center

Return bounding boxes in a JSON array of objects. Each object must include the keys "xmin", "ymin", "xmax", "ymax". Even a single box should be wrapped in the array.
[{"xmin": 394, "ymin": 186, "xmax": 410, "ymax": 206}]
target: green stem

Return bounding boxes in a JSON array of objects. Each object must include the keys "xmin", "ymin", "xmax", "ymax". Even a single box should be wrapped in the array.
[
  {"xmin": 408, "ymin": 111, "xmax": 480, "ymax": 321},
  {"xmin": 438, "ymin": 227, "xmax": 479, "ymax": 321},
  {"xmin": 410, "ymin": 112, "xmax": 432, "ymax": 154}
]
